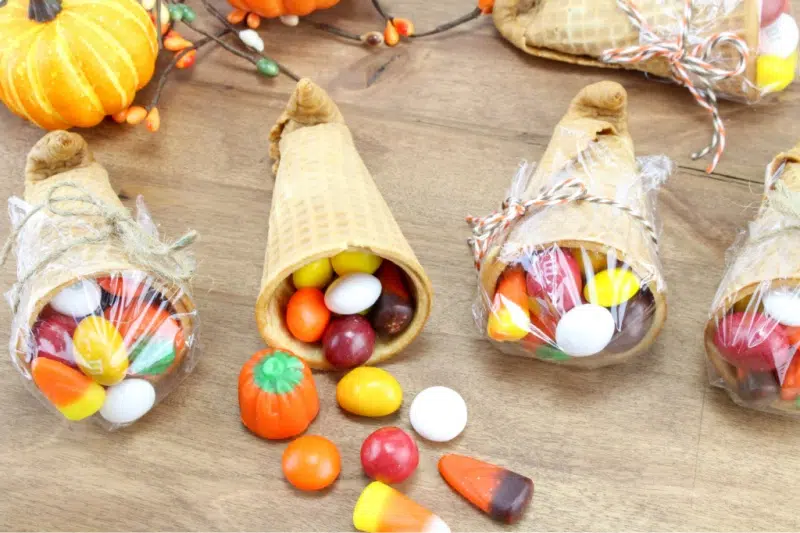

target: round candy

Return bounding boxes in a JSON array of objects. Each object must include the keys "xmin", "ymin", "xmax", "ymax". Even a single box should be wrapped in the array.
[
  {"xmin": 409, "ymin": 386, "xmax": 467, "ymax": 442},
  {"xmin": 336, "ymin": 367, "xmax": 403, "ymax": 417},
  {"xmin": 73, "ymin": 316, "xmax": 129, "ymax": 385},
  {"xmin": 100, "ymin": 378, "xmax": 156, "ymax": 425},
  {"xmin": 584, "ymin": 268, "xmax": 640, "ymax": 308},
  {"xmin": 361, "ymin": 427, "xmax": 419, "ymax": 484},
  {"xmin": 606, "ymin": 291, "xmax": 655, "ymax": 353},
  {"xmin": 292, "ymin": 258, "xmax": 333, "ymax": 290},
  {"xmin": 762, "ymin": 0, "xmax": 791, "ymax": 27},
  {"xmin": 49, "ymin": 279, "xmax": 102, "ymax": 318},
  {"xmin": 33, "ymin": 310, "xmax": 78, "ymax": 367},
  {"xmin": 757, "ymin": 51, "xmax": 798, "ymax": 91},
  {"xmin": 286, "ymin": 288, "xmax": 331, "ymax": 343},
  {"xmin": 282, "ymin": 435, "xmax": 341, "ymax": 491},
  {"xmin": 763, "ymin": 288, "xmax": 800, "ymax": 326},
  {"xmin": 525, "ymin": 248, "xmax": 582, "ymax": 312},
  {"xmin": 713, "ymin": 312, "xmax": 790, "ymax": 371},
  {"xmin": 760, "ymin": 13, "xmax": 799, "ymax": 58},
  {"xmin": 322, "ymin": 315, "xmax": 376, "ymax": 369},
  {"xmin": 555, "ymin": 304, "xmax": 615, "ymax": 357},
  {"xmin": 331, "ymin": 250, "xmax": 383, "ymax": 276},
  {"xmin": 325, "ymin": 273, "xmax": 382, "ymax": 315}
]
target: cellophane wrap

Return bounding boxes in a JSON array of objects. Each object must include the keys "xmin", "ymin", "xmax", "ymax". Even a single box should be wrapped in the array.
[
  {"xmin": 705, "ymin": 143, "xmax": 800, "ymax": 415},
  {"xmin": 493, "ymin": 0, "xmax": 799, "ymax": 103},
  {"xmin": 473, "ymin": 156, "xmax": 671, "ymax": 368}
]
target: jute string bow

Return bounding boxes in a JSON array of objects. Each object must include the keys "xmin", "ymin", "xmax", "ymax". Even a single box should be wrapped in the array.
[
  {"xmin": 0, "ymin": 182, "xmax": 198, "ymax": 313},
  {"xmin": 466, "ymin": 176, "xmax": 658, "ymax": 271},
  {"xmin": 601, "ymin": 0, "xmax": 749, "ymax": 173}
]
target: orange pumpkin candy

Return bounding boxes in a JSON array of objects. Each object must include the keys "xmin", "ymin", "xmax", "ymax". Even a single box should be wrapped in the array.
[
  {"xmin": 0, "ymin": 0, "xmax": 158, "ymax": 130},
  {"xmin": 227, "ymin": 0, "xmax": 340, "ymax": 19},
  {"xmin": 239, "ymin": 348, "xmax": 319, "ymax": 440}
]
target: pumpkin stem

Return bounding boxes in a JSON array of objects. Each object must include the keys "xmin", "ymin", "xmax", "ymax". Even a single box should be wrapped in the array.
[
  {"xmin": 28, "ymin": 0, "xmax": 61, "ymax": 22},
  {"xmin": 254, "ymin": 351, "xmax": 304, "ymax": 394}
]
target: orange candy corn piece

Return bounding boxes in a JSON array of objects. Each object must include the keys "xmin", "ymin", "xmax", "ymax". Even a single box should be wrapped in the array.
[
  {"xmin": 31, "ymin": 357, "xmax": 106, "ymax": 421},
  {"xmin": 438, "ymin": 454, "xmax": 533, "ymax": 524},
  {"xmin": 353, "ymin": 481, "xmax": 450, "ymax": 533}
]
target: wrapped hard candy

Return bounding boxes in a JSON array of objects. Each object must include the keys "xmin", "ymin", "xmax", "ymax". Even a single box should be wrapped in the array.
[{"xmin": 713, "ymin": 312, "xmax": 791, "ymax": 371}]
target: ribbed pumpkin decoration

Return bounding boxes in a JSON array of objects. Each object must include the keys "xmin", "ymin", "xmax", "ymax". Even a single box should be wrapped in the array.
[
  {"xmin": 0, "ymin": 0, "xmax": 158, "ymax": 130},
  {"xmin": 227, "ymin": 0, "xmax": 340, "ymax": 19}
]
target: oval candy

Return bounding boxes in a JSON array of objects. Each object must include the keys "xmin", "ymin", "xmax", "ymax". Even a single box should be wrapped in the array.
[
  {"xmin": 763, "ymin": 288, "xmax": 800, "ymax": 326},
  {"xmin": 584, "ymin": 268, "xmax": 640, "ymax": 308},
  {"xmin": 325, "ymin": 273, "xmax": 382, "ymax": 315},
  {"xmin": 331, "ymin": 250, "xmax": 383, "ymax": 276},
  {"xmin": 555, "ymin": 304, "xmax": 615, "ymax": 357},
  {"xmin": 73, "ymin": 316, "xmax": 129, "ymax": 386},
  {"xmin": 337, "ymin": 367, "xmax": 403, "ymax": 417},
  {"xmin": 100, "ymin": 379, "xmax": 156, "ymax": 425},
  {"xmin": 292, "ymin": 258, "xmax": 334, "ymax": 290},
  {"xmin": 50, "ymin": 279, "xmax": 102, "ymax": 318}
]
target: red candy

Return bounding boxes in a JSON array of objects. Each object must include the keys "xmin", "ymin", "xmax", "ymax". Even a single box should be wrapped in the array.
[
  {"xmin": 32, "ymin": 310, "xmax": 78, "ymax": 368},
  {"xmin": 360, "ymin": 427, "xmax": 419, "ymax": 484},
  {"xmin": 98, "ymin": 274, "xmax": 147, "ymax": 302},
  {"xmin": 713, "ymin": 312, "xmax": 790, "ymax": 371},
  {"xmin": 322, "ymin": 315, "xmax": 376, "ymax": 369},
  {"xmin": 525, "ymin": 248, "xmax": 583, "ymax": 313}
]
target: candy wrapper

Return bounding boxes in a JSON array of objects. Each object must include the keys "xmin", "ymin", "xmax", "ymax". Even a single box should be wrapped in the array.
[
  {"xmin": 256, "ymin": 79, "xmax": 433, "ymax": 370},
  {"xmin": 705, "ymin": 141, "xmax": 800, "ymax": 415},
  {"xmin": 492, "ymin": 0, "xmax": 799, "ymax": 171},
  {"xmin": 2, "ymin": 131, "xmax": 199, "ymax": 429},
  {"xmin": 468, "ymin": 81, "xmax": 671, "ymax": 368}
]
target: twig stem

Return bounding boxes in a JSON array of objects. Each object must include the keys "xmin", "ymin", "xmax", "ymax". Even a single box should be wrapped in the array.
[{"xmin": 412, "ymin": 8, "xmax": 482, "ymax": 38}]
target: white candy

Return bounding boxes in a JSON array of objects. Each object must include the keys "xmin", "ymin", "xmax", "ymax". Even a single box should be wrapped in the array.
[
  {"xmin": 49, "ymin": 279, "xmax": 102, "ymax": 318},
  {"xmin": 141, "ymin": 0, "xmax": 156, "ymax": 11},
  {"xmin": 100, "ymin": 379, "xmax": 156, "ymax": 425},
  {"xmin": 280, "ymin": 15, "xmax": 299, "ymax": 26},
  {"xmin": 760, "ymin": 13, "xmax": 799, "ymax": 58},
  {"xmin": 324, "ymin": 273, "xmax": 381, "ymax": 315},
  {"xmin": 409, "ymin": 386, "xmax": 467, "ymax": 442},
  {"xmin": 763, "ymin": 288, "xmax": 800, "ymax": 326},
  {"xmin": 239, "ymin": 29, "xmax": 265, "ymax": 52},
  {"xmin": 555, "ymin": 303, "xmax": 615, "ymax": 357}
]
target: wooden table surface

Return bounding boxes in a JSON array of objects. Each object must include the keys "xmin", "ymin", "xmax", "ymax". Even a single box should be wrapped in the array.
[{"xmin": 2, "ymin": 1, "xmax": 800, "ymax": 530}]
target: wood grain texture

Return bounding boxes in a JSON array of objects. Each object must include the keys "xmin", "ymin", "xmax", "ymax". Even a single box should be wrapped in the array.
[{"xmin": 1, "ymin": 0, "xmax": 800, "ymax": 530}]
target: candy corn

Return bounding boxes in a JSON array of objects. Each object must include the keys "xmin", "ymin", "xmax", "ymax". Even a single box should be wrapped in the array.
[
  {"xmin": 31, "ymin": 357, "xmax": 105, "ymax": 421},
  {"xmin": 353, "ymin": 481, "xmax": 450, "ymax": 533},
  {"xmin": 439, "ymin": 454, "xmax": 533, "ymax": 524},
  {"xmin": 487, "ymin": 268, "xmax": 530, "ymax": 341}
]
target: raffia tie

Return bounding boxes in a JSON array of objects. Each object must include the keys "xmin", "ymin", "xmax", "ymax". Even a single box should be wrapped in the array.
[
  {"xmin": 466, "ymin": 176, "xmax": 658, "ymax": 271},
  {"xmin": 0, "ymin": 181, "xmax": 198, "ymax": 313},
  {"xmin": 601, "ymin": 0, "xmax": 749, "ymax": 173}
]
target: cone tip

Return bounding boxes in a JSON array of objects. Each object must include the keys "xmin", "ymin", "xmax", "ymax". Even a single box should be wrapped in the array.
[
  {"xmin": 570, "ymin": 81, "xmax": 627, "ymax": 114},
  {"xmin": 286, "ymin": 78, "xmax": 343, "ymax": 125},
  {"xmin": 25, "ymin": 130, "xmax": 93, "ymax": 183}
]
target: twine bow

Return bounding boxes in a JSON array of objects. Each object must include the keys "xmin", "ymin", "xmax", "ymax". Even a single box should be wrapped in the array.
[
  {"xmin": 601, "ymin": 0, "xmax": 749, "ymax": 173},
  {"xmin": 0, "ymin": 181, "xmax": 198, "ymax": 313},
  {"xmin": 466, "ymin": 176, "xmax": 658, "ymax": 270}
]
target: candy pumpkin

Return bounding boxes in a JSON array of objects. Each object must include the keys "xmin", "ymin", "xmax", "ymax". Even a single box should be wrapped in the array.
[
  {"xmin": 227, "ymin": 0, "xmax": 340, "ymax": 20},
  {"xmin": 0, "ymin": 0, "xmax": 158, "ymax": 130},
  {"xmin": 238, "ymin": 348, "xmax": 319, "ymax": 440}
]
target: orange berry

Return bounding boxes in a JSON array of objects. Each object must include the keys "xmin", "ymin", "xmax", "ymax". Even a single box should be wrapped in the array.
[
  {"xmin": 111, "ymin": 109, "xmax": 128, "ymax": 123},
  {"xmin": 125, "ymin": 106, "xmax": 147, "ymax": 125},
  {"xmin": 145, "ymin": 108, "xmax": 160, "ymax": 133},
  {"xmin": 176, "ymin": 50, "xmax": 196, "ymax": 69},
  {"xmin": 393, "ymin": 17, "xmax": 415, "ymax": 37},
  {"xmin": 384, "ymin": 20, "xmax": 400, "ymax": 47},
  {"xmin": 478, "ymin": 0, "xmax": 494, "ymax": 14},
  {"xmin": 227, "ymin": 8, "xmax": 246, "ymax": 24},
  {"xmin": 246, "ymin": 12, "xmax": 261, "ymax": 29}
]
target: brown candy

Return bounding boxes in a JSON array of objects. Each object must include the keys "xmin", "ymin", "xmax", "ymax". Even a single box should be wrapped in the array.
[{"xmin": 605, "ymin": 290, "xmax": 654, "ymax": 353}]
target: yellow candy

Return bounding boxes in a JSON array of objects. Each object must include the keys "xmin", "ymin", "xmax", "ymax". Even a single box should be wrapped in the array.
[
  {"xmin": 331, "ymin": 250, "xmax": 383, "ymax": 276},
  {"xmin": 584, "ymin": 268, "xmax": 640, "ymax": 308},
  {"xmin": 59, "ymin": 385, "xmax": 106, "ymax": 421},
  {"xmin": 486, "ymin": 304, "xmax": 530, "ymax": 342},
  {"xmin": 336, "ymin": 367, "xmax": 403, "ymax": 417},
  {"xmin": 573, "ymin": 248, "xmax": 607, "ymax": 276},
  {"xmin": 73, "ymin": 316, "xmax": 129, "ymax": 386},
  {"xmin": 757, "ymin": 52, "xmax": 798, "ymax": 93},
  {"xmin": 292, "ymin": 257, "xmax": 333, "ymax": 289}
]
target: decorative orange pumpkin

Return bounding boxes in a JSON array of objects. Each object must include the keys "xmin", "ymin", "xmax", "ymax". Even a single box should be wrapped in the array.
[
  {"xmin": 238, "ymin": 348, "xmax": 319, "ymax": 440},
  {"xmin": 227, "ymin": 0, "xmax": 340, "ymax": 19},
  {"xmin": 0, "ymin": 0, "xmax": 158, "ymax": 130}
]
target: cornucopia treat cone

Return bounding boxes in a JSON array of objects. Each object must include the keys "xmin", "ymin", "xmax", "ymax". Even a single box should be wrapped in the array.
[
  {"xmin": 4, "ymin": 131, "xmax": 198, "ymax": 429},
  {"xmin": 705, "ymin": 142, "xmax": 800, "ymax": 415},
  {"xmin": 470, "ymin": 81, "xmax": 670, "ymax": 369},
  {"xmin": 256, "ymin": 79, "xmax": 433, "ymax": 370}
]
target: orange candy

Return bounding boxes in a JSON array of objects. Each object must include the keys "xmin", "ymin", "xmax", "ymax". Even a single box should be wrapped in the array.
[
  {"xmin": 282, "ymin": 435, "xmax": 341, "ymax": 491},
  {"xmin": 286, "ymin": 288, "xmax": 330, "ymax": 343},
  {"xmin": 105, "ymin": 301, "xmax": 185, "ymax": 353}
]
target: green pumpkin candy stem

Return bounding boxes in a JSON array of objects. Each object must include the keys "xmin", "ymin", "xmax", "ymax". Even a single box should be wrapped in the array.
[
  {"xmin": 27, "ymin": 0, "xmax": 61, "ymax": 22},
  {"xmin": 255, "ymin": 351, "xmax": 304, "ymax": 395}
]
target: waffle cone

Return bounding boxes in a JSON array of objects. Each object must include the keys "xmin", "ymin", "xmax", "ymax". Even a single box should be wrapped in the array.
[
  {"xmin": 704, "ymin": 142, "xmax": 800, "ymax": 414},
  {"xmin": 256, "ymin": 79, "xmax": 433, "ymax": 370},
  {"xmin": 10, "ymin": 131, "xmax": 196, "ymax": 386},
  {"xmin": 493, "ymin": 0, "xmax": 760, "ymax": 101},
  {"xmin": 479, "ymin": 81, "xmax": 667, "ymax": 368}
]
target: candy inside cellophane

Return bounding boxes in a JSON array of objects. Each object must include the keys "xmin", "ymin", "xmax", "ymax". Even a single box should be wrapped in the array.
[{"xmin": 6, "ymin": 196, "xmax": 199, "ymax": 429}]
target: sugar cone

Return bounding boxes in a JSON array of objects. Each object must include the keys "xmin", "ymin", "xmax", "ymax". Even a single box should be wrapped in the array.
[
  {"xmin": 256, "ymin": 79, "xmax": 433, "ymax": 370},
  {"xmin": 492, "ymin": 0, "xmax": 761, "ymax": 101},
  {"xmin": 9, "ymin": 131, "xmax": 196, "ymax": 390},
  {"xmin": 479, "ymin": 81, "xmax": 667, "ymax": 368},
  {"xmin": 704, "ymin": 142, "xmax": 800, "ymax": 415}
]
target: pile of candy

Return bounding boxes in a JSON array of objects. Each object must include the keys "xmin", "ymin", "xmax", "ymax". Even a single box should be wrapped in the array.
[
  {"xmin": 238, "ymin": 348, "xmax": 534, "ymax": 531},
  {"xmin": 25, "ymin": 271, "xmax": 192, "ymax": 427},
  {"xmin": 284, "ymin": 250, "xmax": 415, "ymax": 368},
  {"xmin": 711, "ymin": 284, "xmax": 800, "ymax": 408},
  {"xmin": 486, "ymin": 245, "xmax": 655, "ymax": 361},
  {"xmin": 758, "ymin": 0, "xmax": 799, "ymax": 92}
]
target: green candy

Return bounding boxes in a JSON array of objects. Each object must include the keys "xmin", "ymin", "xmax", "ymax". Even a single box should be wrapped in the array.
[
  {"xmin": 167, "ymin": 4, "xmax": 183, "ymax": 21},
  {"xmin": 536, "ymin": 345, "xmax": 571, "ymax": 362},
  {"xmin": 180, "ymin": 3, "xmax": 196, "ymax": 22},
  {"xmin": 130, "ymin": 338, "xmax": 176, "ymax": 376},
  {"xmin": 256, "ymin": 58, "xmax": 279, "ymax": 78}
]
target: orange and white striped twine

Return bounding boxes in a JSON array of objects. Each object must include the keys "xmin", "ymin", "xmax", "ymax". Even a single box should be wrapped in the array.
[
  {"xmin": 466, "ymin": 177, "xmax": 658, "ymax": 271},
  {"xmin": 600, "ymin": 0, "xmax": 749, "ymax": 173}
]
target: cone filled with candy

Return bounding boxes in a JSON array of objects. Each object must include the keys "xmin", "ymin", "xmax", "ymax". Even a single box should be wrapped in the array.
[
  {"xmin": 705, "ymin": 141, "xmax": 800, "ymax": 415},
  {"xmin": 256, "ymin": 79, "xmax": 433, "ymax": 370},
  {"xmin": 4, "ymin": 131, "xmax": 198, "ymax": 429},
  {"xmin": 469, "ymin": 81, "xmax": 670, "ymax": 368}
]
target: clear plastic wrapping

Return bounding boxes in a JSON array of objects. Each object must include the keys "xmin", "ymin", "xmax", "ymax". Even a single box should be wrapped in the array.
[{"xmin": 706, "ymin": 143, "xmax": 800, "ymax": 415}]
